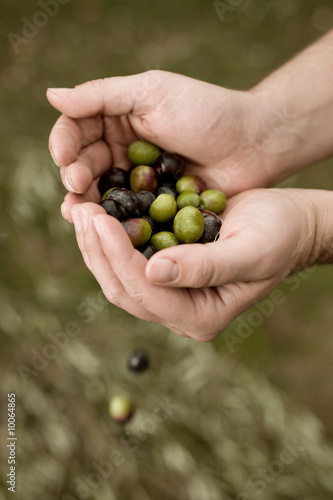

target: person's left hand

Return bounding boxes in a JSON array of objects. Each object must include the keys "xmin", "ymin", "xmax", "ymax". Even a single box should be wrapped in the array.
[{"xmin": 69, "ymin": 188, "xmax": 320, "ymax": 341}]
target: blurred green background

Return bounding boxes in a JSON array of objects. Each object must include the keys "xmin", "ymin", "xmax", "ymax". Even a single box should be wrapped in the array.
[{"xmin": 1, "ymin": 0, "xmax": 333, "ymax": 499}]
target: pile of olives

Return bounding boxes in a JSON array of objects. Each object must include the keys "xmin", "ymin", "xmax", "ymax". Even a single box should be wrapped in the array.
[{"xmin": 98, "ymin": 140, "xmax": 226, "ymax": 258}]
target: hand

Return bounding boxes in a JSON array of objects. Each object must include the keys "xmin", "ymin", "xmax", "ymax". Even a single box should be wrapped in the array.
[
  {"xmin": 47, "ymin": 71, "xmax": 273, "ymax": 223},
  {"xmin": 68, "ymin": 188, "xmax": 325, "ymax": 341}
]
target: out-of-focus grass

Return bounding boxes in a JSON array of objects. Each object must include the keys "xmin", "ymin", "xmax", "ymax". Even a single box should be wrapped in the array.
[{"xmin": 1, "ymin": 0, "xmax": 333, "ymax": 498}]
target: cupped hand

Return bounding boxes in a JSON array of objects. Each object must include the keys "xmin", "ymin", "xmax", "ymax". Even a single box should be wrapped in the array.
[
  {"xmin": 69, "ymin": 188, "xmax": 318, "ymax": 341},
  {"xmin": 47, "ymin": 71, "xmax": 271, "ymax": 222}
]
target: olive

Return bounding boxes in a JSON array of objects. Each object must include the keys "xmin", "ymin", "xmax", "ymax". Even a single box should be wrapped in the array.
[
  {"xmin": 157, "ymin": 185, "xmax": 177, "ymax": 199},
  {"xmin": 122, "ymin": 218, "xmax": 152, "ymax": 248},
  {"xmin": 101, "ymin": 187, "xmax": 114, "ymax": 201},
  {"xmin": 101, "ymin": 199, "xmax": 128, "ymax": 221},
  {"xmin": 155, "ymin": 152, "xmax": 186, "ymax": 182},
  {"xmin": 176, "ymin": 190, "xmax": 200, "ymax": 210},
  {"xmin": 127, "ymin": 350, "xmax": 150, "ymax": 372},
  {"xmin": 109, "ymin": 395, "xmax": 133, "ymax": 424},
  {"xmin": 199, "ymin": 210, "xmax": 222, "ymax": 243},
  {"xmin": 149, "ymin": 194, "xmax": 177, "ymax": 223},
  {"xmin": 98, "ymin": 167, "xmax": 129, "ymax": 195},
  {"xmin": 173, "ymin": 206, "xmax": 205, "ymax": 244},
  {"xmin": 140, "ymin": 243, "xmax": 156, "ymax": 260},
  {"xmin": 141, "ymin": 215, "xmax": 157, "ymax": 234},
  {"xmin": 104, "ymin": 187, "xmax": 140, "ymax": 217},
  {"xmin": 155, "ymin": 219, "xmax": 174, "ymax": 234},
  {"xmin": 176, "ymin": 175, "xmax": 207, "ymax": 194},
  {"xmin": 200, "ymin": 189, "xmax": 227, "ymax": 214},
  {"xmin": 130, "ymin": 165, "xmax": 158, "ymax": 193},
  {"xmin": 136, "ymin": 191, "xmax": 156, "ymax": 213},
  {"xmin": 128, "ymin": 140, "xmax": 161, "ymax": 166},
  {"xmin": 150, "ymin": 231, "xmax": 180, "ymax": 251}
]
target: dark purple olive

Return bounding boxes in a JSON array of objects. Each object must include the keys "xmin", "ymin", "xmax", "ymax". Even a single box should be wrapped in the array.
[
  {"xmin": 98, "ymin": 167, "xmax": 129, "ymax": 195},
  {"xmin": 127, "ymin": 350, "xmax": 150, "ymax": 372},
  {"xmin": 157, "ymin": 186, "xmax": 177, "ymax": 200},
  {"xmin": 136, "ymin": 191, "xmax": 156, "ymax": 214},
  {"xmin": 155, "ymin": 153, "xmax": 186, "ymax": 182},
  {"xmin": 122, "ymin": 218, "xmax": 152, "ymax": 248},
  {"xmin": 199, "ymin": 209, "xmax": 222, "ymax": 244},
  {"xmin": 140, "ymin": 244, "xmax": 156, "ymax": 260},
  {"xmin": 155, "ymin": 219, "xmax": 174, "ymax": 234},
  {"xmin": 104, "ymin": 187, "xmax": 140, "ymax": 217},
  {"xmin": 101, "ymin": 199, "xmax": 128, "ymax": 221},
  {"xmin": 130, "ymin": 166, "xmax": 158, "ymax": 193}
]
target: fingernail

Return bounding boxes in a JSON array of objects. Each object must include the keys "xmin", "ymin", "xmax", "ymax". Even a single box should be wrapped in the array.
[
  {"xmin": 61, "ymin": 202, "xmax": 70, "ymax": 222},
  {"xmin": 49, "ymin": 144, "xmax": 60, "ymax": 166},
  {"xmin": 66, "ymin": 168, "xmax": 76, "ymax": 192},
  {"xmin": 48, "ymin": 88, "xmax": 73, "ymax": 94},
  {"xmin": 147, "ymin": 259, "xmax": 179, "ymax": 283},
  {"xmin": 71, "ymin": 211, "xmax": 82, "ymax": 231}
]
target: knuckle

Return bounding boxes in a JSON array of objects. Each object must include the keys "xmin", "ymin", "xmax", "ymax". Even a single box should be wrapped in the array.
[
  {"xmin": 254, "ymin": 251, "xmax": 276, "ymax": 279},
  {"xmin": 103, "ymin": 286, "xmax": 122, "ymax": 308},
  {"xmin": 127, "ymin": 289, "xmax": 150, "ymax": 310},
  {"xmin": 76, "ymin": 78, "xmax": 105, "ymax": 91},
  {"xmin": 193, "ymin": 254, "xmax": 219, "ymax": 288}
]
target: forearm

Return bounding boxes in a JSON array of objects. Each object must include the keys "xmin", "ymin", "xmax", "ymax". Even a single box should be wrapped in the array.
[{"xmin": 250, "ymin": 29, "xmax": 333, "ymax": 184}]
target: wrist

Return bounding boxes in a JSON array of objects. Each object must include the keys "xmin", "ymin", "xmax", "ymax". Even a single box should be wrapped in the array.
[
  {"xmin": 247, "ymin": 30, "xmax": 333, "ymax": 185},
  {"xmin": 237, "ymin": 89, "xmax": 308, "ymax": 188},
  {"xmin": 247, "ymin": 86, "xmax": 322, "ymax": 186},
  {"xmin": 293, "ymin": 189, "xmax": 333, "ymax": 268},
  {"xmin": 311, "ymin": 190, "xmax": 333, "ymax": 265}
]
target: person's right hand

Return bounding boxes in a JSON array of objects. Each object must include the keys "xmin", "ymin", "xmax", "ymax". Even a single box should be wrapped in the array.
[
  {"xmin": 66, "ymin": 187, "xmax": 333, "ymax": 341},
  {"xmin": 47, "ymin": 70, "xmax": 274, "ymax": 222}
]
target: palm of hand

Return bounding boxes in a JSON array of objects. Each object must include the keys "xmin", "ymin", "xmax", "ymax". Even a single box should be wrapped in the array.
[
  {"xmin": 48, "ymin": 71, "xmax": 268, "ymax": 222},
  {"xmin": 72, "ymin": 189, "xmax": 311, "ymax": 341}
]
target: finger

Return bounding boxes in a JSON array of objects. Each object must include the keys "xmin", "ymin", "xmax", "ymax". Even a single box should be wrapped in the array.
[
  {"xmin": 145, "ymin": 230, "xmax": 274, "ymax": 288},
  {"xmin": 46, "ymin": 72, "xmax": 162, "ymax": 119},
  {"xmin": 102, "ymin": 115, "xmax": 137, "ymax": 169},
  {"xmin": 91, "ymin": 211, "xmax": 193, "ymax": 332},
  {"xmin": 72, "ymin": 203, "xmax": 159, "ymax": 322},
  {"xmin": 59, "ymin": 140, "xmax": 112, "ymax": 194},
  {"xmin": 61, "ymin": 183, "xmax": 101, "ymax": 223},
  {"xmin": 49, "ymin": 114, "xmax": 103, "ymax": 167}
]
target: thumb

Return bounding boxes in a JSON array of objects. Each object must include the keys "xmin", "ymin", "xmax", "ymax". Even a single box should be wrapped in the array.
[
  {"xmin": 46, "ymin": 71, "xmax": 163, "ymax": 118},
  {"xmin": 145, "ymin": 235, "xmax": 267, "ymax": 288}
]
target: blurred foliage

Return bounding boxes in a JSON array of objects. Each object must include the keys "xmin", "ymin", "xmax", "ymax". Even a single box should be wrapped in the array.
[{"xmin": 1, "ymin": 0, "xmax": 333, "ymax": 499}]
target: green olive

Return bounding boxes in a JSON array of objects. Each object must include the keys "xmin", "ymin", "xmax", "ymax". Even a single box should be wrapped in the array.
[
  {"xmin": 109, "ymin": 395, "xmax": 133, "ymax": 424},
  {"xmin": 173, "ymin": 206, "xmax": 205, "ymax": 244},
  {"xmin": 128, "ymin": 140, "xmax": 161, "ymax": 166},
  {"xmin": 150, "ymin": 232, "xmax": 179, "ymax": 251},
  {"xmin": 199, "ymin": 189, "xmax": 227, "ymax": 214},
  {"xmin": 149, "ymin": 194, "xmax": 177, "ymax": 223},
  {"xmin": 176, "ymin": 190, "xmax": 200, "ymax": 209},
  {"xmin": 175, "ymin": 174, "xmax": 207, "ymax": 194}
]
